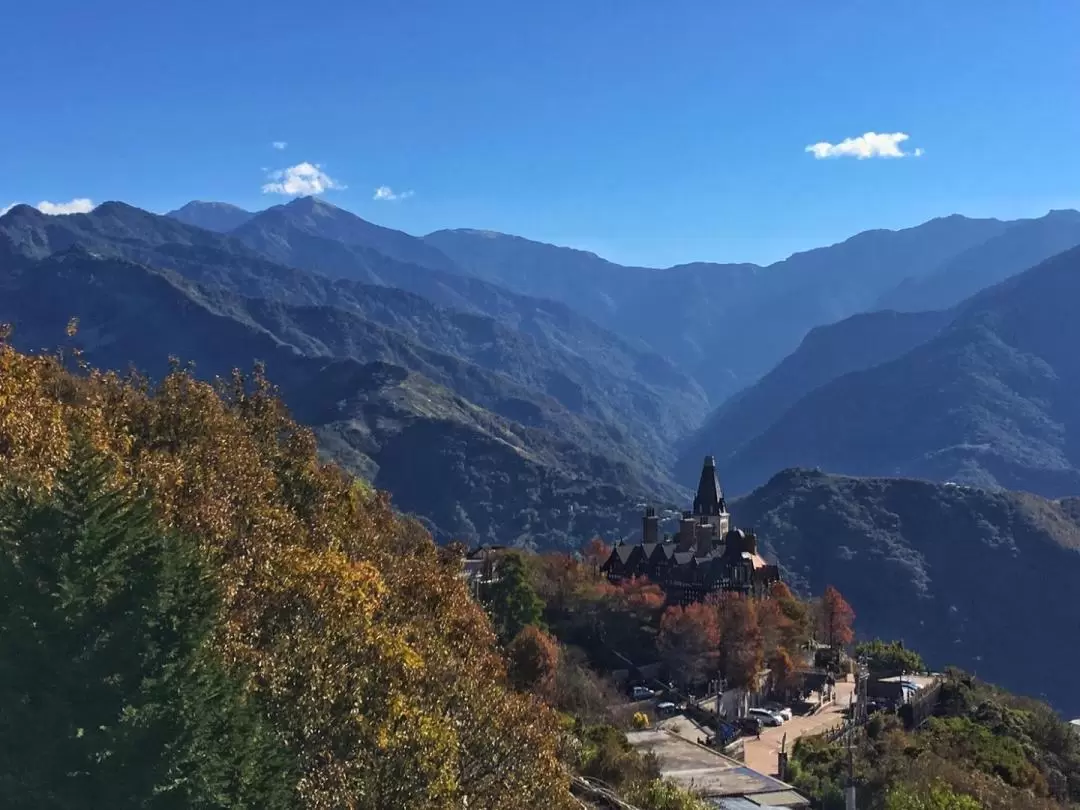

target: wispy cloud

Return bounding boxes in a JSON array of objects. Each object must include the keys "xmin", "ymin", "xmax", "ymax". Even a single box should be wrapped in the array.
[
  {"xmin": 272, "ymin": 141, "xmax": 288, "ymax": 150},
  {"xmin": 262, "ymin": 162, "xmax": 345, "ymax": 196},
  {"xmin": 805, "ymin": 132, "xmax": 923, "ymax": 160},
  {"xmin": 373, "ymin": 185, "xmax": 414, "ymax": 201},
  {"xmin": 1, "ymin": 198, "xmax": 96, "ymax": 216}
]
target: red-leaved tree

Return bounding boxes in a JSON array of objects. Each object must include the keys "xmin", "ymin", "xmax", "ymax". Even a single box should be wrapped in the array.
[
  {"xmin": 657, "ymin": 603, "xmax": 721, "ymax": 689},
  {"xmin": 820, "ymin": 585, "xmax": 855, "ymax": 649},
  {"xmin": 714, "ymin": 593, "xmax": 764, "ymax": 690}
]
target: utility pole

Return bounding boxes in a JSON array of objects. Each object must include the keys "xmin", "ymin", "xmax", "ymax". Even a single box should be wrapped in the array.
[{"xmin": 844, "ymin": 731, "xmax": 857, "ymax": 810}]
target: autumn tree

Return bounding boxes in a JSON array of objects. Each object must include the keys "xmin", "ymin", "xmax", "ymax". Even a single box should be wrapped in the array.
[
  {"xmin": 0, "ymin": 344, "xmax": 575, "ymax": 810},
  {"xmin": 529, "ymin": 552, "xmax": 590, "ymax": 616},
  {"xmin": 768, "ymin": 648, "xmax": 797, "ymax": 700},
  {"xmin": 610, "ymin": 576, "xmax": 665, "ymax": 620},
  {"xmin": 769, "ymin": 581, "xmax": 813, "ymax": 653},
  {"xmin": 657, "ymin": 604, "xmax": 721, "ymax": 689},
  {"xmin": 596, "ymin": 576, "xmax": 666, "ymax": 657},
  {"xmin": 583, "ymin": 536, "xmax": 612, "ymax": 574},
  {"xmin": 820, "ymin": 585, "xmax": 856, "ymax": 649},
  {"xmin": 507, "ymin": 625, "xmax": 561, "ymax": 699},
  {"xmin": 714, "ymin": 593, "xmax": 764, "ymax": 690}
]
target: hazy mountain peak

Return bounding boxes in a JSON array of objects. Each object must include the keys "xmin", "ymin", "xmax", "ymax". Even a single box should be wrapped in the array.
[
  {"xmin": 238, "ymin": 196, "xmax": 459, "ymax": 273},
  {"xmin": 166, "ymin": 200, "xmax": 256, "ymax": 233},
  {"xmin": 1043, "ymin": 208, "xmax": 1080, "ymax": 221}
]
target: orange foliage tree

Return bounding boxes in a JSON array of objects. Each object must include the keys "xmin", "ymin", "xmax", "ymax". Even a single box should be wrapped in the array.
[
  {"xmin": 768, "ymin": 648, "xmax": 797, "ymax": 699},
  {"xmin": 582, "ymin": 536, "xmax": 612, "ymax": 574},
  {"xmin": 714, "ymin": 593, "xmax": 764, "ymax": 690},
  {"xmin": 0, "ymin": 341, "xmax": 573, "ymax": 810},
  {"xmin": 657, "ymin": 603, "xmax": 721, "ymax": 689},
  {"xmin": 760, "ymin": 581, "xmax": 813, "ymax": 662},
  {"xmin": 507, "ymin": 625, "xmax": 561, "ymax": 700},
  {"xmin": 820, "ymin": 585, "xmax": 856, "ymax": 649}
]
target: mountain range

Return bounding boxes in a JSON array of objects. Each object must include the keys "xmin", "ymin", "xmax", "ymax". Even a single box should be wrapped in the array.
[
  {"xmin": 6, "ymin": 196, "xmax": 1080, "ymax": 550},
  {"xmin": 735, "ymin": 469, "xmax": 1080, "ymax": 716},
  {"xmin": 685, "ymin": 241, "xmax": 1080, "ymax": 499},
  {"xmin": 427, "ymin": 213, "xmax": 1080, "ymax": 404},
  {"xmin": 1, "ymin": 200, "xmax": 713, "ymax": 546},
  {"xmin": 9, "ymin": 194, "xmax": 1080, "ymax": 719}
]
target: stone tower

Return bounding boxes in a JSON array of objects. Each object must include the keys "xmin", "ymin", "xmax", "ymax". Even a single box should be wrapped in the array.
[{"xmin": 692, "ymin": 455, "xmax": 730, "ymax": 535}]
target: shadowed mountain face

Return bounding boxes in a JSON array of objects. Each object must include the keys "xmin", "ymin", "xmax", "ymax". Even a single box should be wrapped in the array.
[
  {"xmin": 166, "ymin": 201, "xmax": 255, "ymax": 232},
  {"xmin": 676, "ymin": 308, "xmax": 953, "ymax": 485},
  {"xmin": 710, "ymin": 244, "xmax": 1080, "ymax": 498},
  {"xmin": 735, "ymin": 469, "xmax": 1080, "ymax": 715},
  {"xmin": 0, "ymin": 248, "xmax": 656, "ymax": 548},
  {"xmin": 0, "ymin": 202, "xmax": 717, "ymax": 547},
  {"xmin": 0, "ymin": 201, "xmax": 707, "ymax": 490}
]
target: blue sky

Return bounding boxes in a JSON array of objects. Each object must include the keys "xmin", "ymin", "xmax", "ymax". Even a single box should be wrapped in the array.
[{"xmin": 3, "ymin": 0, "xmax": 1078, "ymax": 266}]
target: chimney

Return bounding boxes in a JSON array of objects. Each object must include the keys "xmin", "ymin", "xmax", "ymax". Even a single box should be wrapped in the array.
[
  {"xmin": 677, "ymin": 511, "xmax": 696, "ymax": 551},
  {"xmin": 642, "ymin": 506, "xmax": 659, "ymax": 544},
  {"xmin": 746, "ymin": 528, "xmax": 758, "ymax": 555}
]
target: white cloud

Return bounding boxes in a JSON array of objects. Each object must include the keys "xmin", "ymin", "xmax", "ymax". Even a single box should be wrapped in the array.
[
  {"xmin": 373, "ymin": 185, "xmax": 415, "ymax": 201},
  {"xmin": 261, "ymin": 162, "xmax": 345, "ymax": 196},
  {"xmin": 37, "ymin": 197, "xmax": 96, "ymax": 215},
  {"xmin": 272, "ymin": 141, "xmax": 287, "ymax": 150},
  {"xmin": 805, "ymin": 131, "xmax": 923, "ymax": 160},
  {"xmin": 1, "ymin": 198, "xmax": 95, "ymax": 216}
]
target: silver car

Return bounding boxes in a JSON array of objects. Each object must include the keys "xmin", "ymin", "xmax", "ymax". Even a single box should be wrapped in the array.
[{"xmin": 747, "ymin": 707, "xmax": 784, "ymax": 726}]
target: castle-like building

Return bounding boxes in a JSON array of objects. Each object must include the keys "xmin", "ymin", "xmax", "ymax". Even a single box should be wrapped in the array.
[{"xmin": 601, "ymin": 455, "xmax": 781, "ymax": 602}]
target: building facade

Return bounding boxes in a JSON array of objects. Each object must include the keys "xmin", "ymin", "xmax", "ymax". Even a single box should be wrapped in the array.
[{"xmin": 601, "ymin": 455, "xmax": 781, "ymax": 602}]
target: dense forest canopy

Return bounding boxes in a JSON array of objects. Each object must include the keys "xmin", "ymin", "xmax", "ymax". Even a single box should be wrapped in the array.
[{"xmin": 0, "ymin": 335, "xmax": 571, "ymax": 809}]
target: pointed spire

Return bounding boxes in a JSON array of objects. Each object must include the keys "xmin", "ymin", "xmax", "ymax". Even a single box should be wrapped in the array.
[{"xmin": 692, "ymin": 455, "xmax": 725, "ymax": 517}]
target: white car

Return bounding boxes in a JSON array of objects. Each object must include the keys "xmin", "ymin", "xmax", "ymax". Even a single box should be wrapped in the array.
[
  {"xmin": 748, "ymin": 707, "xmax": 784, "ymax": 727},
  {"xmin": 763, "ymin": 703, "xmax": 793, "ymax": 722}
]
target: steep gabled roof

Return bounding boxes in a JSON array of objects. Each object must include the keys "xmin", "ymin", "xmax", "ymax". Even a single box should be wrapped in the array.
[{"xmin": 693, "ymin": 455, "xmax": 726, "ymax": 517}]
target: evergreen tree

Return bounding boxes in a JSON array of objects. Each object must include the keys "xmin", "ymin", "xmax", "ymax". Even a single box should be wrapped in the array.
[
  {"xmin": 0, "ymin": 437, "xmax": 297, "ymax": 809},
  {"xmin": 481, "ymin": 551, "xmax": 545, "ymax": 644}
]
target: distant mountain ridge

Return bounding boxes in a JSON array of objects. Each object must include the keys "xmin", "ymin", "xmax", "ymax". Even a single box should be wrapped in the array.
[
  {"xmin": 877, "ymin": 208, "xmax": 1080, "ymax": 313},
  {"xmin": 161, "ymin": 199, "xmax": 1080, "ymax": 407},
  {"xmin": 707, "ymin": 243, "xmax": 1080, "ymax": 499},
  {"xmin": 677, "ymin": 307, "xmax": 953, "ymax": 484},
  {"xmin": 427, "ymin": 215, "xmax": 1022, "ymax": 402},
  {"xmin": 233, "ymin": 196, "xmax": 461, "ymax": 275},
  {"xmin": 166, "ymin": 201, "xmax": 255, "ymax": 232}
]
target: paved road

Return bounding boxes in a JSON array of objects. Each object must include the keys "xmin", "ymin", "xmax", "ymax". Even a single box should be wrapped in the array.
[{"xmin": 742, "ymin": 678, "xmax": 855, "ymax": 776}]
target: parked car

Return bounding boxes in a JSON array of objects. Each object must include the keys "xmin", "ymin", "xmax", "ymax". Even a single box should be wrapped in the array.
[
  {"xmin": 709, "ymin": 722, "xmax": 739, "ymax": 746},
  {"xmin": 656, "ymin": 701, "xmax": 678, "ymax": 716},
  {"xmin": 747, "ymin": 707, "xmax": 784, "ymax": 727},
  {"xmin": 631, "ymin": 685, "xmax": 655, "ymax": 701},
  {"xmin": 762, "ymin": 702, "xmax": 793, "ymax": 721}
]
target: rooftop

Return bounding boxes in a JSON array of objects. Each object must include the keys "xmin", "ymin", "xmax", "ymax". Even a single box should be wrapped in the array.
[{"xmin": 625, "ymin": 730, "xmax": 808, "ymax": 806}]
